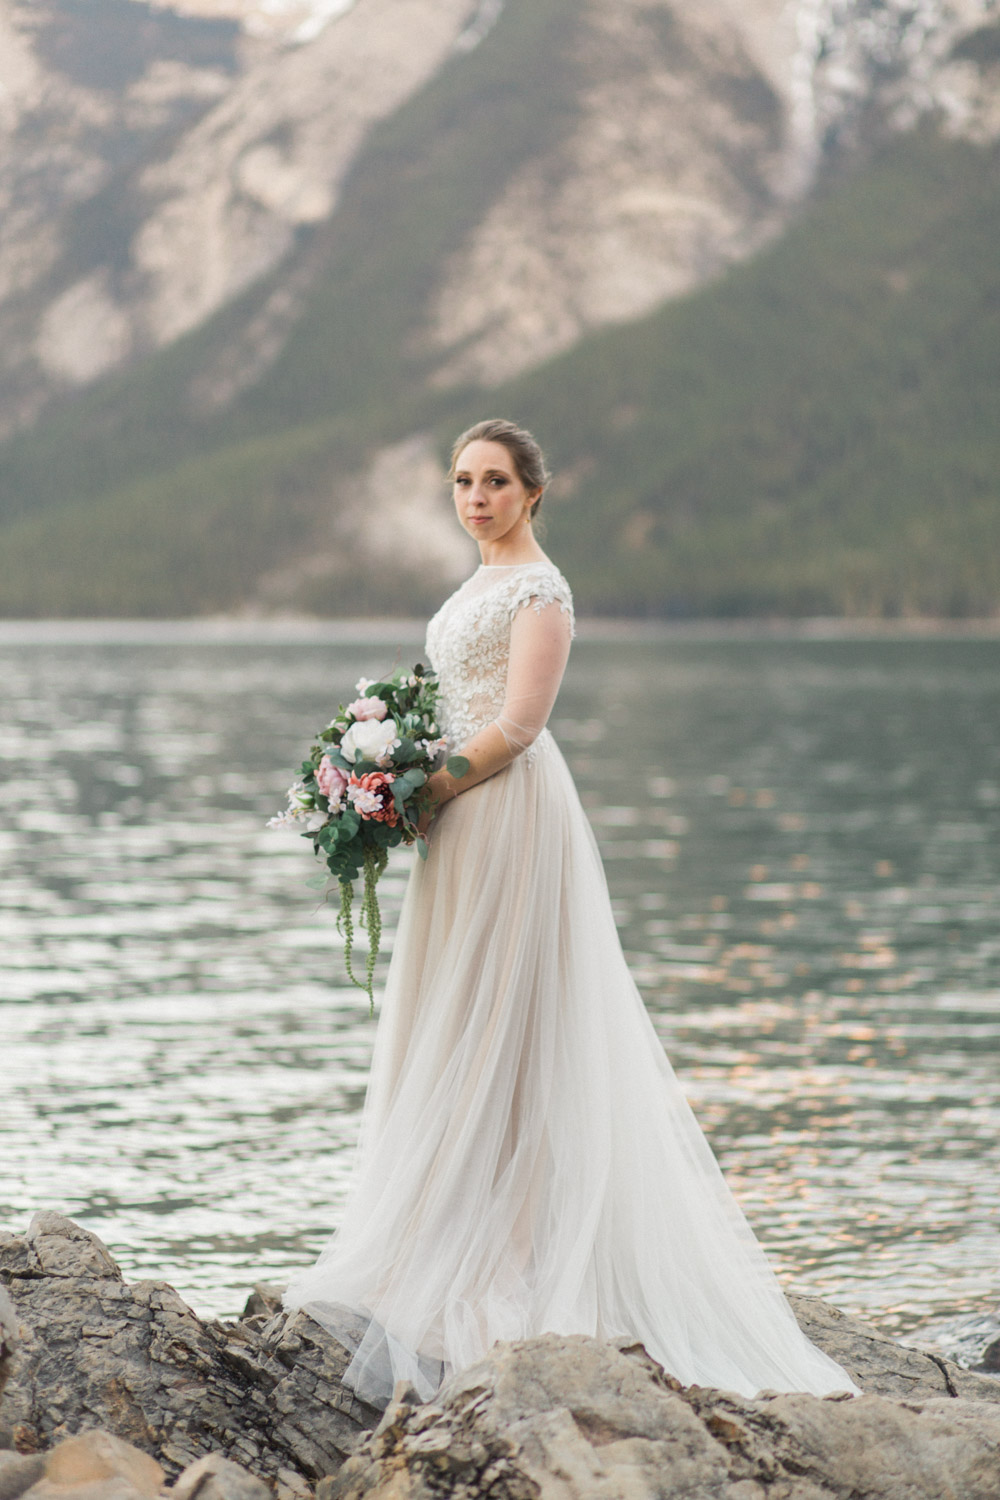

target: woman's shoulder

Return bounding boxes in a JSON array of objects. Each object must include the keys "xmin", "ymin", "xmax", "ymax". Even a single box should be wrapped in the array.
[{"xmin": 494, "ymin": 559, "xmax": 575, "ymax": 630}]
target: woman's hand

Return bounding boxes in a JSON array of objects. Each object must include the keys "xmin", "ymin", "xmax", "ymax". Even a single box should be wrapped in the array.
[{"xmin": 415, "ymin": 770, "xmax": 454, "ymax": 839}]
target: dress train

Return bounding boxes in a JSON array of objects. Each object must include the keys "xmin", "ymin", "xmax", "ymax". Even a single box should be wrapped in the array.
[{"xmin": 283, "ymin": 726, "xmax": 859, "ymax": 1406}]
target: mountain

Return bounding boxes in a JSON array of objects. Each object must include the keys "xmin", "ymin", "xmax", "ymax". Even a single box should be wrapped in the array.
[{"xmin": 0, "ymin": 0, "xmax": 998, "ymax": 616}]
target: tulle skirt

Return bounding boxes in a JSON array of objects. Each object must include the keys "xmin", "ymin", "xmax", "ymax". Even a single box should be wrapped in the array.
[{"xmin": 281, "ymin": 731, "xmax": 859, "ymax": 1405}]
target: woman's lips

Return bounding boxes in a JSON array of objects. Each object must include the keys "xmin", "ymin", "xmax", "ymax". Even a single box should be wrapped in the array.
[{"xmin": 469, "ymin": 516, "xmax": 491, "ymax": 525}]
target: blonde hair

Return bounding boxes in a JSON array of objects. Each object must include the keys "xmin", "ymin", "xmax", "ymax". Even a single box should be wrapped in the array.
[{"xmin": 448, "ymin": 418, "xmax": 550, "ymax": 519}]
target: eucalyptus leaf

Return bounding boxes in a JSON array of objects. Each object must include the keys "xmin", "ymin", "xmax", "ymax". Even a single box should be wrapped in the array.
[
  {"xmin": 305, "ymin": 875, "xmax": 328, "ymax": 890},
  {"xmin": 416, "ymin": 836, "xmax": 430, "ymax": 861},
  {"xmin": 447, "ymin": 755, "xmax": 471, "ymax": 778}
]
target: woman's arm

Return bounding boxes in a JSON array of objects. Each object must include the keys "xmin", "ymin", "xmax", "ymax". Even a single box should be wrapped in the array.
[{"xmin": 422, "ymin": 599, "xmax": 573, "ymax": 819}]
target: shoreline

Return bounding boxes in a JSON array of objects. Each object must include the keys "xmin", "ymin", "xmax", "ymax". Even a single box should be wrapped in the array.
[
  {"xmin": 1, "ymin": 614, "xmax": 999, "ymax": 644},
  {"xmin": 3, "ymin": 1213, "xmax": 1000, "ymax": 1500}
]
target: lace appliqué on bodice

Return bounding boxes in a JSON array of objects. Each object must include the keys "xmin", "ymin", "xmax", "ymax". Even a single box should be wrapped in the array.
[{"xmin": 425, "ymin": 563, "xmax": 575, "ymax": 750}]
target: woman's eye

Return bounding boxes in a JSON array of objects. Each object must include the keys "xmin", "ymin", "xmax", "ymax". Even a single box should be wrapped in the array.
[{"xmin": 489, "ymin": 476, "xmax": 508, "ymax": 487}]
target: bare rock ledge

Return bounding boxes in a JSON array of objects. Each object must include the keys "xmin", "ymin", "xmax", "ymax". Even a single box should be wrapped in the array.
[{"xmin": 2, "ymin": 1213, "xmax": 999, "ymax": 1500}]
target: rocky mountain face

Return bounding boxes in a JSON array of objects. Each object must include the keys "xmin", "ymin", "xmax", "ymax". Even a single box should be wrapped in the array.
[
  {"xmin": 0, "ymin": 0, "xmax": 481, "ymax": 439},
  {"xmin": 419, "ymin": 0, "xmax": 1000, "ymax": 388},
  {"xmin": 1, "ymin": 0, "xmax": 997, "ymax": 439},
  {"xmin": 0, "ymin": 0, "xmax": 998, "ymax": 616}
]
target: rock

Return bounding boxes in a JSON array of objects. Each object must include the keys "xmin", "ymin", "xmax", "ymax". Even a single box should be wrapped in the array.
[
  {"xmin": 2, "ymin": 1434, "xmax": 271, "ymax": 1500},
  {"xmin": 42, "ymin": 1431, "xmax": 162, "ymax": 1493},
  {"xmin": 239, "ymin": 1288, "xmax": 284, "ymax": 1321},
  {"xmin": 0, "ymin": 1286, "xmax": 18, "ymax": 1406},
  {"xmin": 788, "ymin": 1294, "xmax": 1000, "ymax": 1405},
  {"xmin": 0, "ymin": 1214, "xmax": 380, "ymax": 1482},
  {"xmin": 976, "ymin": 1334, "xmax": 1000, "ymax": 1374},
  {"xmin": 18, "ymin": 1430, "xmax": 164, "ymax": 1500},
  {"xmin": 0, "ymin": 1286, "xmax": 22, "ymax": 1453},
  {"xmin": 168, "ymin": 1453, "xmax": 270, "ymax": 1500},
  {"xmin": 2, "ymin": 1216, "xmax": 121, "ymax": 1283},
  {"xmin": 4, "ymin": 1211, "xmax": 1000, "ymax": 1500},
  {"xmin": 0, "ymin": 1454, "xmax": 46, "ymax": 1500},
  {"xmin": 329, "ymin": 1333, "xmax": 1000, "ymax": 1500}
]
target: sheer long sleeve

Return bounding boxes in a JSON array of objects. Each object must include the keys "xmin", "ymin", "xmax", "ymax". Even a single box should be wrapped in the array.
[{"xmin": 431, "ymin": 599, "xmax": 573, "ymax": 805}]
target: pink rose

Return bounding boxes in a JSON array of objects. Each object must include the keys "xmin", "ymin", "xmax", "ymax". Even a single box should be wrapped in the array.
[
  {"xmin": 345, "ymin": 696, "xmax": 388, "ymax": 722},
  {"xmin": 316, "ymin": 755, "xmax": 348, "ymax": 806},
  {"xmin": 347, "ymin": 771, "xmax": 399, "ymax": 826}
]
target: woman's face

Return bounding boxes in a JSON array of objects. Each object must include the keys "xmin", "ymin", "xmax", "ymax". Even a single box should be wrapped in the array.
[{"xmin": 452, "ymin": 440, "xmax": 537, "ymax": 545}]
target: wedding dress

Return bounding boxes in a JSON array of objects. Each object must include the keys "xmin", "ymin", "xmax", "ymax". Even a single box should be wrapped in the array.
[{"xmin": 281, "ymin": 561, "xmax": 859, "ymax": 1406}]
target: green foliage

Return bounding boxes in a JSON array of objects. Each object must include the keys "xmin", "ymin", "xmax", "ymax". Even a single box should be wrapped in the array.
[{"xmin": 0, "ymin": 419, "xmax": 343, "ymax": 615}]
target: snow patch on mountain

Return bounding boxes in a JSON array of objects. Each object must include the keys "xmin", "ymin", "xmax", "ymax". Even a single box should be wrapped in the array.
[
  {"xmin": 126, "ymin": 0, "xmax": 359, "ymax": 43},
  {"xmin": 786, "ymin": 0, "xmax": 1000, "ymax": 190}
]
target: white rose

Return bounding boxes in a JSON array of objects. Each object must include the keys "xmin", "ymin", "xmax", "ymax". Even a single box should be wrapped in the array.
[{"xmin": 341, "ymin": 717, "xmax": 400, "ymax": 764}]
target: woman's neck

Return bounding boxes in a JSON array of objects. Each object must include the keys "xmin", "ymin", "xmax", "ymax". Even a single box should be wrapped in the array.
[{"xmin": 478, "ymin": 534, "xmax": 549, "ymax": 567}]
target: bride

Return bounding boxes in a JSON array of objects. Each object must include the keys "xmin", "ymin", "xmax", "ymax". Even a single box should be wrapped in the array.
[{"xmin": 281, "ymin": 418, "xmax": 860, "ymax": 1407}]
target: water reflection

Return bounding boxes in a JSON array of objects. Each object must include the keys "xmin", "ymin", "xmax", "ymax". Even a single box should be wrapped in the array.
[{"xmin": 2, "ymin": 628, "xmax": 998, "ymax": 1364}]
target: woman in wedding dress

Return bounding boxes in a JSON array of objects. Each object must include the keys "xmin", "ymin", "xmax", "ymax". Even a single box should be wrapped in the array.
[{"xmin": 282, "ymin": 419, "xmax": 860, "ymax": 1407}]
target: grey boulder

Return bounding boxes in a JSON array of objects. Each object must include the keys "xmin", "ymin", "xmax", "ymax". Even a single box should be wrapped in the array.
[
  {"xmin": 330, "ymin": 1333, "xmax": 1000, "ymax": 1500},
  {"xmin": 0, "ymin": 1213, "xmax": 379, "ymax": 1489},
  {"xmin": 3, "ymin": 1211, "xmax": 1000, "ymax": 1500}
]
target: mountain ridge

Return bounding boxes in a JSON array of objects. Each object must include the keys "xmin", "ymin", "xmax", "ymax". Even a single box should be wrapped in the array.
[{"xmin": 0, "ymin": 0, "xmax": 998, "ymax": 616}]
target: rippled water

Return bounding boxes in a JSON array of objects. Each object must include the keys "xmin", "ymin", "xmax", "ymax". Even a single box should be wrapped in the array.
[{"xmin": 2, "ymin": 624, "xmax": 999, "ymax": 1365}]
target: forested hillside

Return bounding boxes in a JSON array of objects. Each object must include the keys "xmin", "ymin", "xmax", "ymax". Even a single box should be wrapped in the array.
[{"xmin": 508, "ymin": 129, "xmax": 1000, "ymax": 619}]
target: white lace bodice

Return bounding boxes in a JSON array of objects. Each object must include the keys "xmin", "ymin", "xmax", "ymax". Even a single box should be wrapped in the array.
[{"xmin": 425, "ymin": 562, "xmax": 575, "ymax": 749}]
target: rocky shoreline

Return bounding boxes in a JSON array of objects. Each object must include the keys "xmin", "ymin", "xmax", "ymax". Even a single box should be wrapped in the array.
[{"xmin": 2, "ymin": 1213, "xmax": 999, "ymax": 1500}]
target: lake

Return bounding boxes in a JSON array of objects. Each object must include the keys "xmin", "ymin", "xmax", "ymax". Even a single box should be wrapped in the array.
[{"xmin": 2, "ymin": 622, "xmax": 998, "ymax": 1368}]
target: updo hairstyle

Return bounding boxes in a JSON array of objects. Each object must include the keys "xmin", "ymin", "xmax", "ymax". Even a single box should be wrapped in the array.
[{"xmin": 448, "ymin": 418, "xmax": 550, "ymax": 520}]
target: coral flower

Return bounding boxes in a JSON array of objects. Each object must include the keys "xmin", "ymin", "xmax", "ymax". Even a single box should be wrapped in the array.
[{"xmin": 348, "ymin": 771, "xmax": 400, "ymax": 825}]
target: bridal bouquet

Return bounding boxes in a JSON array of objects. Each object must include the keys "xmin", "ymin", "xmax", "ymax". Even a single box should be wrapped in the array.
[{"xmin": 268, "ymin": 665, "xmax": 468, "ymax": 1010}]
